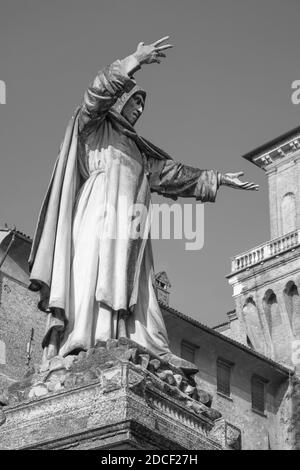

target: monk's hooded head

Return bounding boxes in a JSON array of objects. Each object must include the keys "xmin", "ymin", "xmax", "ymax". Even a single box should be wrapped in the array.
[{"xmin": 112, "ymin": 85, "xmax": 146, "ymax": 126}]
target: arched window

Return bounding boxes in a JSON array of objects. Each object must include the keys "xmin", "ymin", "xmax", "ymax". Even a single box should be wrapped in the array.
[
  {"xmin": 284, "ymin": 281, "xmax": 300, "ymax": 336},
  {"xmin": 281, "ymin": 192, "xmax": 296, "ymax": 234}
]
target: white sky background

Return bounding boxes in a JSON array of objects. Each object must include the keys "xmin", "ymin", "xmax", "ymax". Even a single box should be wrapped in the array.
[{"xmin": 0, "ymin": 0, "xmax": 300, "ymax": 326}]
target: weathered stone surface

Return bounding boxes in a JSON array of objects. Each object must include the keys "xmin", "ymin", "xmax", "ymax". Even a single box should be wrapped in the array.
[
  {"xmin": 183, "ymin": 384, "xmax": 195, "ymax": 397},
  {"xmin": 112, "ymin": 347, "xmax": 138, "ymax": 363},
  {"xmin": 63, "ymin": 355, "xmax": 76, "ymax": 369},
  {"xmin": 0, "ymin": 338, "xmax": 234, "ymax": 450},
  {"xmin": 0, "ymin": 390, "xmax": 9, "ymax": 406},
  {"xmin": 165, "ymin": 371, "xmax": 176, "ymax": 385},
  {"xmin": 106, "ymin": 339, "xmax": 118, "ymax": 350},
  {"xmin": 39, "ymin": 359, "xmax": 50, "ymax": 373},
  {"xmin": 201, "ymin": 408, "xmax": 222, "ymax": 421},
  {"xmin": 0, "ymin": 265, "xmax": 46, "ymax": 388},
  {"xmin": 1, "ymin": 339, "xmax": 213, "ymax": 411},
  {"xmin": 139, "ymin": 354, "xmax": 150, "ymax": 369},
  {"xmin": 209, "ymin": 418, "xmax": 241, "ymax": 449},
  {"xmin": 186, "ymin": 400, "xmax": 205, "ymax": 414},
  {"xmin": 196, "ymin": 388, "xmax": 212, "ymax": 407},
  {"xmin": 117, "ymin": 337, "xmax": 132, "ymax": 347},
  {"xmin": 28, "ymin": 384, "xmax": 48, "ymax": 398},
  {"xmin": 157, "ymin": 370, "xmax": 174, "ymax": 384},
  {"xmin": 86, "ymin": 348, "xmax": 95, "ymax": 358},
  {"xmin": 0, "ymin": 339, "xmax": 235, "ymax": 450},
  {"xmin": 173, "ymin": 374, "xmax": 183, "ymax": 388},
  {"xmin": 49, "ymin": 356, "xmax": 65, "ymax": 372},
  {"xmin": 0, "ymin": 409, "xmax": 6, "ymax": 426},
  {"xmin": 64, "ymin": 374, "xmax": 77, "ymax": 389},
  {"xmin": 47, "ymin": 380, "xmax": 62, "ymax": 393},
  {"xmin": 0, "ymin": 362, "xmax": 226, "ymax": 450},
  {"xmin": 165, "ymin": 354, "xmax": 199, "ymax": 375},
  {"xmin": 149, "ymin": 359, "xmax": 161, "ymax": 371},
  {"xmin": 77, "ymin": 351, "xmax": 86, "ymax": 361}
]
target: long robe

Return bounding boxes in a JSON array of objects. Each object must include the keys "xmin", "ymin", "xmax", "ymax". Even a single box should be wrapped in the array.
[{"xmin": 29, "ymin": 58, "xmax": 220, "ymax": 359}]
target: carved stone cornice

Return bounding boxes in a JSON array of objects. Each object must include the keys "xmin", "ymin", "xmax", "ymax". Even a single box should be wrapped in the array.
[{"xmin": 242, "ymin": 126, "xmax": 300, "ymax": 171}]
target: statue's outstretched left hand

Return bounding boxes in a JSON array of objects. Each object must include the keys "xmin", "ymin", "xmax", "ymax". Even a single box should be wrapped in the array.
[{"xmin": 221, "ymin": 171, "xmax": 259, "ymax": 191}]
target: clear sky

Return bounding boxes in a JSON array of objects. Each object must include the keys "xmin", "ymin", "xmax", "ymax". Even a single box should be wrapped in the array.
[{"xmin": 1, "ymin": 0, "xmax": 300, "ymax": 326}]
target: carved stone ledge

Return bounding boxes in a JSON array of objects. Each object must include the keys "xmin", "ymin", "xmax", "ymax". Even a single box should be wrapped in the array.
[
  {"xmin": 0, "ymin": 339, "xmax": 240, "ymax": 450},
  {"xmin": 209, "ymin": 418, "xmax": 241, "ymax": 450},
  {"xmin": 1, "ymin": 339, "xmax": 210, "ymax": 407}
]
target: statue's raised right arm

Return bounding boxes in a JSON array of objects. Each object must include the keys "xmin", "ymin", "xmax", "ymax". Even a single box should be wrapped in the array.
[{"xmin": 78, "ymin": 36, "xmax": 259, "ymax": 198}]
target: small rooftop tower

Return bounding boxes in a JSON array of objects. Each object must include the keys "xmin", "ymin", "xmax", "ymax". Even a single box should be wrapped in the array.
[{"xmin": 155, "ymin": 271, "xmax": 171, "ymax": 306}]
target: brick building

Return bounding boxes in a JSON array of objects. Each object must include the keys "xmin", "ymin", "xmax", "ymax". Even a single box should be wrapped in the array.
[
  {"xmin": 0, "ymin": 229, "xmax": 44, "ymax": 389},
  {"xmin": 1, "ymin": 127, "xmax": 300, "ymax": 449}
]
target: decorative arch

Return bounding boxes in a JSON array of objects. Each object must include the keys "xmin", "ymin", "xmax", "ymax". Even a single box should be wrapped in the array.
[
  {"xmin": 284, "ymin": 281, "xmax": 300, "ymax": 336},
  {"xmin": 242, "ymin": 297, "xmax": 265, "ymax": 353},
  {"xmin": 263, "ymin": 290, "xmax": 279, "ymax": 334},
  {"xmin": 281, "ymin": 192, "xmax": 296, "ymax": 234},
  {"xmin": 263, "ymin": 289, "xmax": 285, "ymax": 360}
]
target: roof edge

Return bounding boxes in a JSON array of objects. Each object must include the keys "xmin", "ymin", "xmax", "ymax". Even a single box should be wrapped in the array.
[
  {"xmin": 160, "ymin": 301, "xmax": 293, "ymax": 376},
  {"xmin": 0, "ymin": 227, "xmax": 32, "ymax": 244},
  {"xmin": 242, "ymin": 125, "xmax": 300, "ymax": 165}
]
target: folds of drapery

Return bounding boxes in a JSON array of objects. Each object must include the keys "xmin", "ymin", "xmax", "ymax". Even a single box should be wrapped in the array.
[
  {"xmin": 28, "ymin": 57, "xmax": 220, "ymax": 356},
  {"xmin": 28, "ymin": 108, "xmax": 83, "ymax": 315}
]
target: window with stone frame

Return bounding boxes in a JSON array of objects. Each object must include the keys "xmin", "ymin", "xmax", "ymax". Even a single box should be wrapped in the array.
[
  {"xmin": 217, "ymin": 358, "xmax": 234, "ymax": 397},
  {"xmin": 251, "ymin": 375, "xmax": 268, "ymax": 415},
  {"xmin": 181, "ymin": 340, "xmax": 198, "ymax": 364}
]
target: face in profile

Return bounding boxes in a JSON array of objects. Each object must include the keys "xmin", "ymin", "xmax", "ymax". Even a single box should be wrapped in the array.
[{"xmin": 121, "ymin": 93, "xmax": 145, "ymax": 126}]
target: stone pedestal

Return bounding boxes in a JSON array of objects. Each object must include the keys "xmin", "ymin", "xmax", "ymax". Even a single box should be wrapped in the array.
[{"xmin": 0, "ymin": 339, "xmax": 240, "ymax": 450}]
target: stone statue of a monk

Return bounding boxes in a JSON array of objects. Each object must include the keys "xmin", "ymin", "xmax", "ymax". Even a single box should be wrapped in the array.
[{"xmin": 28, "ymin": 37, "xmax": 258, "ymax": 365}]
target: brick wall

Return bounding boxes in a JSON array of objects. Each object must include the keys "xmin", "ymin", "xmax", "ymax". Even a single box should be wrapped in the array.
[
  {"xmin": 0, "ymin": 273, "xmax": 46, "ymax": 388},
  {"xmin": 0, "ymin": 232, "xmax": 46, "ymax": 388}
]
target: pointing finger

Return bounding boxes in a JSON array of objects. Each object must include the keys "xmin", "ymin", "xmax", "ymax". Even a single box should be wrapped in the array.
[
  {"xmin": 156, "ymin": 44, "xmax": 174, "ymax": 51},
  {"xmin": 153, "ymin": 36, "xmax": 170, "ymax": 46},
  {"xmin": 245, "ymin": 183, "xmax": 259, "ymax": 190}
]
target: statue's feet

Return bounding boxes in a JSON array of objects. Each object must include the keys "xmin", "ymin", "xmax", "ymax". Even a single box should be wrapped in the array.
[{"xmin": 162, "ymin": 352, "xmax": 199, "ymax": 375}]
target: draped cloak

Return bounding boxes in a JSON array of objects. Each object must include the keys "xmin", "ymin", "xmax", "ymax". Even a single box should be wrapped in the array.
[{"xmin": 29, "ymin": 58, "xmax": 220, "ymax": 359}]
